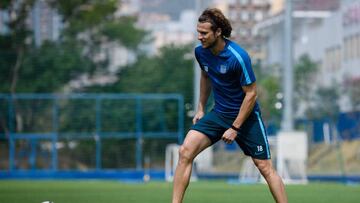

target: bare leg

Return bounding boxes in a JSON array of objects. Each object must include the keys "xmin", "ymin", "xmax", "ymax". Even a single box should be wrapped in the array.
[
  {"xmin": 252, "ymin": 158, "xmax": 288, "ymax": 203},
  {"xmin": 172, "ymin": 130, "xmax": 212, "ymax": 203}
]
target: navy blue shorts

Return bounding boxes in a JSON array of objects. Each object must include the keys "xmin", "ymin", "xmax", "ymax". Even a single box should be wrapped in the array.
[{"xmin": 190, "ymin": 110, "xmax": 271, "ymax": 160}]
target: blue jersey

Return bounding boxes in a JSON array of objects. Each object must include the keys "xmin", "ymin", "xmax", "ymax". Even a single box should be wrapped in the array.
[{"xmin": 194, "ymin": 39, "xmax": 260, "ymax": 117}]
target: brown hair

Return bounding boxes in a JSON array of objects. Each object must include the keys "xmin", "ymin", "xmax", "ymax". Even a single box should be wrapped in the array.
[{"xmin": 198, "ymin": 8, "xmax": 232, "ymax": 38}]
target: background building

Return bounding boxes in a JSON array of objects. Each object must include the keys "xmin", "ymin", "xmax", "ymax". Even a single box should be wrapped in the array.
[
  {"xmin": 29, "ymin": 0, "xmax": 62, "ymax": 47},
  {"xmin": 227, "ymin": 0, "xmax": 271, "ymax": 63},
  {"xmin": 254, "ymin": 0, "xmax": 359, "ymax": 113}
]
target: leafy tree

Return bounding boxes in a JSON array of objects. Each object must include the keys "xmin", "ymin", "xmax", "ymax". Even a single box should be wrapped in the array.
[
  {"xmin": 257, "ymin": 75, "xmax": 281, "ymax": 126},
  {"xmin": 255, "ymin": 54, "xmax": 318, "ymax": 131},
  {"xmin": 293, "ymin": 54, "xmax": 318, "ymax": 117},
  {"xmin": 85, "ymin": 44, "xmax": 194, "ymax": 130},
  {"xmin": 293, "ymin": 54, "xmax": 342, "ymax": 120},
  {"xmin": 87, "ymin": 44, "xmax": 194, "ymax": 102},
  {"xmin": 253, "ymin": 63, "xmax": 282, "ymax": 131},
  {"xmin": 306, "ymin": 85, "xmax": 340, "ymax": 120},
  {"xmin": 0, "ymin": 0, "xmax": 146, "ymax": 93},
  {"xmin": 0, "ymin": 0, "xmax": 36, "ymax": 93},
  {"xmin": 0, "ymin": 0, "xmax": 146, "ymax": 136},
  {"xmin": 347, "ymin": 79, "xmax": 360, "ymax": 111},
  {"xmin": 80, "ymin": 44, "xmax": 194, "ymax": 168}
]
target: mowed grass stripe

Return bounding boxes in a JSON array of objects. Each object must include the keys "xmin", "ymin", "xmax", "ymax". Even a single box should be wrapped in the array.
[{"xmin": 0, "ymin": 180, "xmax": 359, "ymax": 203}]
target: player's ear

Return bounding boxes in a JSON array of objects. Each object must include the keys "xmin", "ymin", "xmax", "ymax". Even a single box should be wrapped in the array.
[{"xmin": 215, "ymin": 28, "xmax": 222, "ymax": 37}]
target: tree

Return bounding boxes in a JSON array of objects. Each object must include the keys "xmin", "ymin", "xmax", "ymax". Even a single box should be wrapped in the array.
[
  {"xmin": 293, "ymin": 54, "xmax": 318, "ymax": 117},
  {"xmin": 306, "ymin": 85, "xmax": 340, "ymax": 120},
  {"xmin": 0, "ymin": 0, "xmax": 146, "ymax": 136},
  {"xmin": 86, "ymin": 44, "xmax": 194, "ymax": 101},
  {"xmin": 257, "ymin": 75, "xmax": 282, "ymax": 126},
  {"xmin": 0, "ymin": 0, "xmax": 36, "ymax": 93},
  {"xmin": 254, "ymin": 63, "xmax": 282, "ymax": 131},
  {"xmin": 0, "ymin": 0, "xmax": 146, "ymax": 93},
  {"xmin": 255, "ymin": 54, "xmax": 318, "ymax": 131},
  {"xmin": 346, "ymin": 78, "xmax": 360, "ymax": 111},
  {"xmin": 85, "ymin": 44, "xmax": 194, "ymax": 129},
  {"xmin": 80, "ymin": 44, "xmax": 194, "ymax": 168}
]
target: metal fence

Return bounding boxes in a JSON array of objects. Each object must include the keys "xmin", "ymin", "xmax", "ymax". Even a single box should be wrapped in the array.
[
  {"xmin": 0, "ymin": 93, "xmax": 184, "ymax": 172},
  {"xmin": 295, "ymin": 111, "xmax": 360, "ymax": 143},
  {"xmin": 1, "ymin": 93, "xmax": 359, "ymax": 180}
]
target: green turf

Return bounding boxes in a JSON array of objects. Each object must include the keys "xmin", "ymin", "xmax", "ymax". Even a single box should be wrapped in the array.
[{"xmin": 0, "ymin": 180, "xmax": 359, "ymax": 203}]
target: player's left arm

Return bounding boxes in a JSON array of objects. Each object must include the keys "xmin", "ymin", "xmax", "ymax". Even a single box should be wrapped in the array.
[{"xmin": 221, "ymin": 82, "xmax": 257, "ymax": 144}]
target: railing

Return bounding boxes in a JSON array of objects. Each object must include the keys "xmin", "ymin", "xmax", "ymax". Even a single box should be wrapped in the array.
[{"xmin": 0, "ymin": 93, "xmax": 184, "ymax": 171}]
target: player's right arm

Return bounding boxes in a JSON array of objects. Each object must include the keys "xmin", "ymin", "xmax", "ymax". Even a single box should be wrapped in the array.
[{"xmin": 193, "ymin": 70, "xmax": 211, "ymax": 124}]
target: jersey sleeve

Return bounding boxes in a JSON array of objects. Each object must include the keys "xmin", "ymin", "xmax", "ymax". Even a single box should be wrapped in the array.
[{"xmin": 236, "ymin": 52, "xmax": 256, "ymax": 86}]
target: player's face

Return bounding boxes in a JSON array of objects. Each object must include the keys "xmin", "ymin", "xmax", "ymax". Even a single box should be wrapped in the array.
[{"xmin": 197, "ymin": 22, "xmax": 219, "ymax": 49}]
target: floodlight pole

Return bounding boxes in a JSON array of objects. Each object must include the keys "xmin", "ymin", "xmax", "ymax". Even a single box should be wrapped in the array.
[
  {"xmin": 282, "ymin": 0, "xmax": 294, "ymax": 131},
  {"xmin": 194, "ymin": 0, "xmax": 201, "ymax": 110}
]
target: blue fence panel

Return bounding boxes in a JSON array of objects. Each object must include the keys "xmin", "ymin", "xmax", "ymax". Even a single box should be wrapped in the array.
[
  {"xmin": 337, "ymin": 111, "xmax": 360, "ymax": 140},
  {"xmin": 0, "ymin": 93, "xmax": 184, "ymax": 172},
  {"xmin": 312, "ymin": 120, "xmax": 326, "ymax": 143},
  {"xmin": 274, "ymin": 113, "xmax": 359, "ymax": 143}
]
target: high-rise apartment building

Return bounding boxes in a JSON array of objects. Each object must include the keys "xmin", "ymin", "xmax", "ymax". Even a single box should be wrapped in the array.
[
  {"xmin": 254, "ymin": 0, "xmax": 359, "ymax": 112},
  {"xmin": 30, "ymin": 0, "xmax": 62, "ymax": 46},
  {"xmin": 227, "ymin": 0, "xmax": 271, "ymax": 63}
]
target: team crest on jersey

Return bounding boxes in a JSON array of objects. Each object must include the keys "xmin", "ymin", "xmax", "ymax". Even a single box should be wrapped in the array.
[
  {"xmin": 219, "ymin": 65, "xmax": 228, "ymax": 74},
  {"xmin": 204, "ymin": 65, "xmax": 209, "ymax": 72}
]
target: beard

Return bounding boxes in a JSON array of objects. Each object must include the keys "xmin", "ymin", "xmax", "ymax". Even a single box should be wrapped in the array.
[{"xmin": 203, "ymin": 36, "xmax": 220, "ymax": 49}]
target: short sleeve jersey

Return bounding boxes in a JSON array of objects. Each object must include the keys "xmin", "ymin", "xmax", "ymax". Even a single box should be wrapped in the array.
[{"xmin": 194, "ymin": 39, "xmax": 260, "ymax": 117}]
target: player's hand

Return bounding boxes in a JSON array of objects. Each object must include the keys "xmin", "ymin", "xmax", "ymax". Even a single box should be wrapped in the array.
[
  {"xmin": 221, "ymin": 128, "xmax": 237, "ymax": 144},
  {"xmin": 192, "ymin": 111, "xmax": 205, "ymax": 124}
]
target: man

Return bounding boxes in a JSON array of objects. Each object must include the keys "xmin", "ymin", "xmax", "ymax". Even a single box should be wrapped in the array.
[{"xmin": 172, "ymin": 8, "xmax": 288, "ymax": 203}]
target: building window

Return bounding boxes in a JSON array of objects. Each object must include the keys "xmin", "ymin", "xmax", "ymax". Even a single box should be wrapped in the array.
[
  {"xmin": 357, "ymin": 34, "xmax": 360, "ymax": 58},
  {"xmin": 229, "ymin": 10, "xmax": 237, "ymax": 20},
  {"xmin": 240, "ymin": 29, "xmax": 247, "ymax": 37},
  {"xmin": 335, "ymin": 46, "xmax": 341, "ymax": 70},
  {"xmin": 325, "ymin": 46, "xmax": 341, "ymax": 71},
  {"xmin": 354, "ymin": 34, "xmax": 359, "ymax": 59},
  {"xmin": 254, "ymin": 11, "xmax": 263, "ymax": 22},
  {"xmin": 253, "ymin": 0, "xmax": 267, "ymax": 6},
  {"xmin": 351, "ymin": 35, "xmax": 356, "ymax": 59},
  {"xmin": 344, "ymin": 37, "xmax": 349, "ymax": 61},
  {"xmin": 241, "ymin": 12, "xmax": 249, "ymax": 21},
  {"xmin": 344, "ymin": 34, "xmax": 360, "ymax": 61},
  {"xmin": 240, "ymin": 0, "xmax": 249, "ymax": 6}
]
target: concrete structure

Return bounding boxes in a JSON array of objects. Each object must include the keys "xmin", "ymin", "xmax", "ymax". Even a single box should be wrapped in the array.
[
  {"xmin": 116, "ymin": 0, "xmax": 140, "ymax": 16},
  {"xmin": 227, "ymin": 0, "xmax": 271, "ymax": 62},
  {"xmin": 254, "ymin": 0, "xmax": 360, "ymax": 112},
  {"xmin": 30, "ymin": 0, "xmax": 62, "ymax": 47},
  {"xmin": 138, "ymin": 10, "xmax": 196, "ymax": 55}
]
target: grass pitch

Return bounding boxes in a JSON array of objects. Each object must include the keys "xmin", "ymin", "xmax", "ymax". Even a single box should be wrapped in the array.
[{"xmin": 0, "ymin": 180, "xmax": 359, "ymax": 203}]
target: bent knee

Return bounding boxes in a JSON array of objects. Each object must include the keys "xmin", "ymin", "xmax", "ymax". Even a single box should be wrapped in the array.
[
  {"xmin": 178, "ymin": 145, "xmax": 196, "ymax": 164},
  {"xmin": 254, "ymin": 160, "xmax": 274, "ymax": 177}
]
